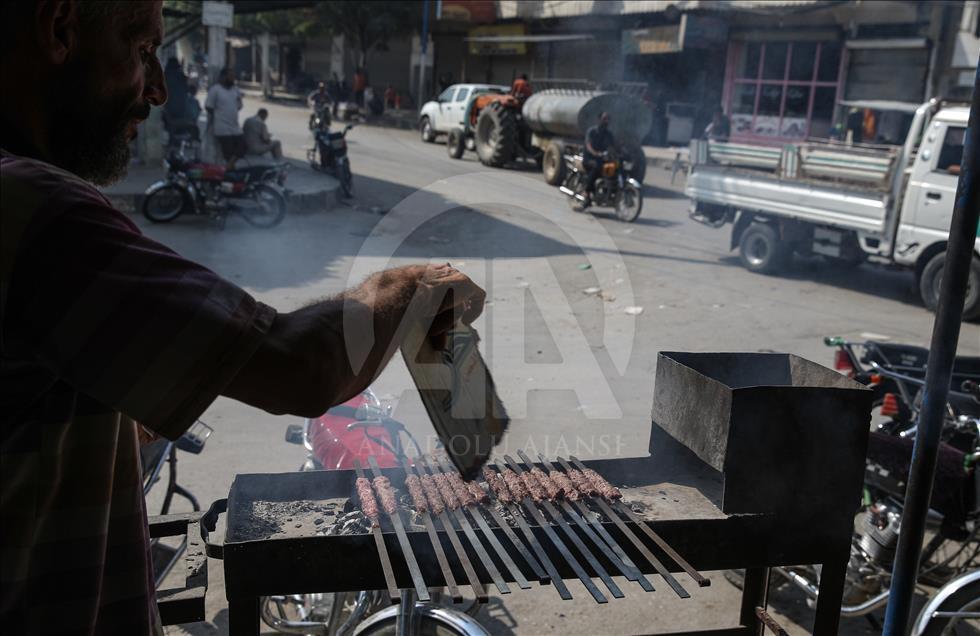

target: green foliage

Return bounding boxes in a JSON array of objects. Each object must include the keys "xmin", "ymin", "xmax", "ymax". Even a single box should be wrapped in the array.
[{"xmin": 312, "ymin": 1, "xmax": 422, "ymax": 66}]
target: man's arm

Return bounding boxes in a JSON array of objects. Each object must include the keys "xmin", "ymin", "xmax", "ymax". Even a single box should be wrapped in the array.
[
  {"xmin": 585, "ymin": 128, "xmax": 599, "ymax": 156},
  {"xmin": 204, "ymin": 87, "xmax": 215, "ymax": 128},
  {"xmin": 223, "ymin": 264, "xmax": 485, "ymax": 417}
]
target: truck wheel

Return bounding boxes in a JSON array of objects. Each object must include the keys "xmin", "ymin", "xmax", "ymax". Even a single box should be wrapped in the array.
[
  {"xmin": 419, "ymin": 116, "xmax": 436, "ymax": 143},
  {"xmin": 475, "ymin": 102, "xmax": 517, "ymax": 167},
  {"xmin": 739, "ymin": 223, "xmax": 790, "ymax": 275},
  {"xmin": 919, "ymin": 252, "xmax": 980, "ymax": 321},
  {"xmin": 624, "ymin": 143, "xmax": 647, "ymax": 184},
  {"xmin": 447, "ymin": 128, "xmax": 465, "ymax": 159},
  {"xmin": 542, "ymin": 142, "xmax": 566, "ymax": 185}
]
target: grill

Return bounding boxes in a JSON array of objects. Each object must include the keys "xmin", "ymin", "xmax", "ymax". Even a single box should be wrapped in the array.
[{"xmin": 198, "ymin": 352, "xmax": 872, "ymax": 635}]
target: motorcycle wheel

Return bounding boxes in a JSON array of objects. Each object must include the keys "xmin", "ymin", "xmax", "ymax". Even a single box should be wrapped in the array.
[
  {"xmin": 237, "ymin": 184, "xmax": 286, "ymax": 228},
  {"xmin": 142, "ymin": 184, "xmax": 189, "ymax": 223},
  {"xmin": 351, "ymin": 602, "xmax": 489, "ymax": 636},
  {"xmin": 563, "ymin": 174, "xmax": 585, "ymax": 212},
  {"xmin": 615, "ymin": 182, "xmax": 643, "ymax": 223},
  {"xmin": 339, "ymin": 161, "xmax": 353, "ymax": 198},
  {"xmin": 916, "ymin": 578, "xmax": 980, "ymax": 636}
]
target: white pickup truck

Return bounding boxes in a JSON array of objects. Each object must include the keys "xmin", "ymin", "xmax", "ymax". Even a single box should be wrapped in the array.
[{"xmin": 686, "ymin": 99, "xmax": 979, "ymax": 320}]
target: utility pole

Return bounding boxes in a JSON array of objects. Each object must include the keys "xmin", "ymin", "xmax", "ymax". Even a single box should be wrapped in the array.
[{"xmin": 418, "ymin": 0, "xmax": 430, "ymax": 104}]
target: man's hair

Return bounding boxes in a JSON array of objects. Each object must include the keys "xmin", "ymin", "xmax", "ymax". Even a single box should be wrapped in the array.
[{"xmin": 258, "ymin": 108, "xmax": 268, "ymax": 118}]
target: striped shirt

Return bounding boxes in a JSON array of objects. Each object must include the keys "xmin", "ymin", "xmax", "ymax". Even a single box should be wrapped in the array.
[{"xmin": 1, "ymin": 150, "xmax": 276, "ymax": 634}]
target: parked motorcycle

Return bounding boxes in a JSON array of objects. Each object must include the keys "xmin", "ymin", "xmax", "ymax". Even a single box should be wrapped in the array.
[
  {"xmin": 261, "ymin": 389, "xmax": 488, "ymax": 636},
  {"xmin": 559, "ymin": 148, "xmax": 643, "ymax": 222},
  {"xmin": 142, "ymin": 419, "xmax": 213, "ymax": 588},
  {"xmin": 308, "ymin": 114, "xmax": 354, "ymax": 199},
  {"xmin": 143, "ymin": 134, "xmax": 288, "ymax": 228}
]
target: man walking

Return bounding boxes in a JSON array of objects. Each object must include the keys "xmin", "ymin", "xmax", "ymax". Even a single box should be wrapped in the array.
[
  {"xmin": 0, "ymin": 2, "xmax": 485, "ymax": 634},
  {"xmin": 205, "ymin": 67, "xmax": 244, "ymax": 167},
  {"xmin": 243, "ymin": 108, "xmax": 283, "ymax": 159}
]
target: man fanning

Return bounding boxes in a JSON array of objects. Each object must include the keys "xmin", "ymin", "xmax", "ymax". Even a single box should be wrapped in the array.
[{"xmin": 0, "ymin": 2, "xmax": 485, "ymax": 634}]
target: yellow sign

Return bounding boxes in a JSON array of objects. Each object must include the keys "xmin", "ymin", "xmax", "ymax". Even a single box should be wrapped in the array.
[{"xmin": 468, "ymin": 24, "xmax": 527, "ymax": 56}]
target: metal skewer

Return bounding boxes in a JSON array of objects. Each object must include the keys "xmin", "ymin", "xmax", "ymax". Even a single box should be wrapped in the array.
[
  {"xmin": 556, "ymin": 456, "xmax": 685, "ymax": 598},
  {"xmin": 409, "ymin": 460, "xmax": 488, "ymax": 603},
  {"xmin": 563, "ymin": 456, "xmax": 703, "ymax": 595},
  {"xmin": 533, "ymin": 452, "xmax": 656, "ymax": 593},
  {"xmin": 433, "ymin": 456, "xmax": 532, "ymax": 590},
  {"xmin": 501, "ymin": 456, "xmax": 608, "ymax": 603},
  {"xmin": 473, "ymin": 475, "xmax": 550, "ymax": 584},
  {"xmin": 366, "ymin": 456, "xmax": 430, "ymax": 602},
  {"xmin": 507, "ymin": 455, "xmax": 624, "ymax": 599},
  {"xmin": 418, "ymin": 457, "xmax": 511, "ymax": 595},
  {"xmin": 400, "ymin": 458, "xmax": 462, "ymax": 603},
  {"xmin": 351, "ymin": 459, "xmax": 400, "ymax": 604},
  {"xmin": 486, "ymin": 465, "xmax": 573, "ymax": 600}
]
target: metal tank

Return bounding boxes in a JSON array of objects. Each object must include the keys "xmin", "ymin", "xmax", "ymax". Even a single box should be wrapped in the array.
[{"xmin": 522, "ymin": 90, "xmax": 652, "ymax": 143}]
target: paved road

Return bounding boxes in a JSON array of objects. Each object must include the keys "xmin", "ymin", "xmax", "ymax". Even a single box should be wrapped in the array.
[{"xmin": 155, "ymin": 96, "xmax": 979, "ymax": 635}]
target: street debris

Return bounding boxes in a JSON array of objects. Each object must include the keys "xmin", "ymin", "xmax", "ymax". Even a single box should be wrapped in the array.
[{"xmin": 624, "ymin": 306, "xmax": 644, "ymax": 315}]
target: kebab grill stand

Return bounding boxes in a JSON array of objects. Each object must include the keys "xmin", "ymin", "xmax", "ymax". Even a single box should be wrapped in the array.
[{"xmin": 150, "ymin": 351, "xmax": 871, "ymax": 634}]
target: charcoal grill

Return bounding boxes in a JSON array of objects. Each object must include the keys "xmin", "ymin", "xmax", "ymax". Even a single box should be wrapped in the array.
[{"xmin": 198, "ymin": 352, "xmax": 871, "ymax": 635}]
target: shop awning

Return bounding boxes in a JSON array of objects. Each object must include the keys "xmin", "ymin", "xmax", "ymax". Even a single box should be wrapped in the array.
[{"xmin": 464, "ymin": 34, "xmax": 594, "ymax": 43}]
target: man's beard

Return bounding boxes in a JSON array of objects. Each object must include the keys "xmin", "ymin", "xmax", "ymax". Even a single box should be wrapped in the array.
[{"xmin": 47, "ymin": 65, "xmax": 150, "ymax": 186}]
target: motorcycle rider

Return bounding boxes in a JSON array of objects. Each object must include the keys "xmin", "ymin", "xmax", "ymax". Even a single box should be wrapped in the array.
[
  {"xmin": 308, "ymin": 81, "xmax": 333, "ymax": 128},
  {"xmin": 583, "ymin": 111, "xmax": 615, "ymax": 208}
]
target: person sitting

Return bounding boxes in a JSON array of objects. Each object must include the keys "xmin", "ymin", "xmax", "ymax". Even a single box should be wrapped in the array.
[
  {"xmin": 243, "ymin": 108, "xmax": 283, "ymax": 160},
  {"xmin": 583, "ymin": 111, "xmax": 615, "ymax": 207},
  {"xmin": 703, "ymin": 105, "xmax": 730, "ymax": 142},
  {"xmin": 511, "ymin": 73, "xmax": 532, "ymax": 101},
  {"xmin": 384, "ymin": 85, "xmax": 397, "ymax": 110}
]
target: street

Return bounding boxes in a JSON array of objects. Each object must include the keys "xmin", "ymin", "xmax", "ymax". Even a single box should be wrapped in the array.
[{"xmin": 154, "ymin": 95, "xmax": 980, "ymax": 635}]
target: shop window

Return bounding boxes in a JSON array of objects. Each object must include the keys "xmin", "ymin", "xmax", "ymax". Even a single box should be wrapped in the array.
[
  {"xmin": 762, "ymin": 43, "xmax": 788, "ymax": 79},
  {"xmin": 789, "ymin": 43, "xmax": 817, "ymax": 81},
  {"xmin": 726, "ymin": 40, "xmax": 842, "ymax": 140}
]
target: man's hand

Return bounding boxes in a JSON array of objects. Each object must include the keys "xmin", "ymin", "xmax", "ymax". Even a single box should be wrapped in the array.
[{"xmin": 223, "ymin": 264, "xmax": 486, "ymax": 418}]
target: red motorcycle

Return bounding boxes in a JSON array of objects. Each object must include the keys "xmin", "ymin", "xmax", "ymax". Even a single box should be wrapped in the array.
[{"xmin": 142, "ymin": 133, "xmax": 288, "ymax": 228}]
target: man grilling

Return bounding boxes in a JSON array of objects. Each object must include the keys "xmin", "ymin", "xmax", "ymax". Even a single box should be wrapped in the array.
[
  {"xmin": 0, "ymin": 2, "xmax": 485, "ymax": 634},
  {"xmin": 583, "ymin": 111, "xmax": 615, "ymax": 208}
]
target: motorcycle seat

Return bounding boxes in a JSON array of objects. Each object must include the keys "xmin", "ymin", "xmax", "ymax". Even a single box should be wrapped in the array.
[{"xmin": 224, "ymin": 165, "xmax": 274, "ymax": 182}]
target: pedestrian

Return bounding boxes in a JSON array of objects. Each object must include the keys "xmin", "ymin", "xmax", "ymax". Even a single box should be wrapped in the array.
[
  {"xmin": 384, "ymin": 85, "xmax": 396, "ymax": 110},
  {"xmin": 163, "ymin": 57, "xmax": 189, "ymax": 131},
  {"xmin": 205, "ymin": 67, "xmax": 245, "ymax": 167},
  {"xmin": 0, "ymin": 3, "xmax": 486, "ymax": 635},
  {"xmin": 243, "ymin": 108, "xmax": 283, "ymax": 159},
  {"xmin": 353, "ymin": 67, "xmax": 367, "ymax": 107},
  {"xmin": 703, "ymin": 105, "xmax": 730, "ymax": 142}
]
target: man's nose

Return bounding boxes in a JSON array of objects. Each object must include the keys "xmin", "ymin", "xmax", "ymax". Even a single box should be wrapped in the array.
[{"xmin": 145, "ymin": 56, "xmax": 168, "ymax": 107}]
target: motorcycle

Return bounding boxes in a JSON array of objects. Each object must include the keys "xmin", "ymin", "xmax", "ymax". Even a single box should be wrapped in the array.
[
  {"xmin": 142, "ymin": 419, "xmax": 213, "ymax": 588},
  {"xmin": 308, "ymin": 113, "xmax": 354, "ymax": 199},
  {"xmin": 729, "ymin": 341, "xmax": 980, "ymax": 632},
  {"xmin": 558, "ymin": 148, "xmax": 643, "ymax": 223},
  {"xmin": 261, "ymin": 388, "xmax": 488, "ymax": 636},
  {"xmin": 143, "ymin": 133, "xmax": 288, "ymax": 228}
]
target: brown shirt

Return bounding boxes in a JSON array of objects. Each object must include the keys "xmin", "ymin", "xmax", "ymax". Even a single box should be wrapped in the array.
[{"xmin": 0, "ymin": 150, "xmax": 276, "ymax": 634}]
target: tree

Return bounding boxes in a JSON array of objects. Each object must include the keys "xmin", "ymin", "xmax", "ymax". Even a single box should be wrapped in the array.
[{"xmin": 313, "ymin": 1, "xmax": 422, "ymax": 71}]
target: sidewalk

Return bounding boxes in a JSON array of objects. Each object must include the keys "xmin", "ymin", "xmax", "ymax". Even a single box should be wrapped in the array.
[{"xmin": 100, "ymin": 157, "xmax": 340, "ymax": 214}]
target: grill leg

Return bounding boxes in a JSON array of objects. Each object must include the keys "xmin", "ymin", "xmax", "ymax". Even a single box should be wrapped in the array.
[
  {"xmin": 738, "ymin": 567, "xmax": 769, "ymax": 636},
  {"xmin": 229, "ymin": 597, "xmax": 260, "ymax": 635},
  {"xmin": 813, "ymin": 558, "xmax": 848, "ymax": 636}
]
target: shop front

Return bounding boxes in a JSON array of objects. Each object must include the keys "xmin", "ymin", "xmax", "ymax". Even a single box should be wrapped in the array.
[{"xmin": 722, "ymin": 36, "xmax": 844, "ymax": 143}]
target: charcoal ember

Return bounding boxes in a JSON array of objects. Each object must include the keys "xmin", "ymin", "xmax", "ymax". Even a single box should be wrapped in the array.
[
  {"xmin": 372, "ymin": 476, "xmax": 398, "ymax": 515},
  {"xmin": 547, "ymin": 469, "xmax": 578, "ymax": 501},
  {"xmin": 567, "ymin": 468, "xmax": 597, "ymax": 496},
  {"xmin": 445, "ymin": 470, "xmax": 476, "ymax": 507},
  {"xmin": 518, "ymin": 469, "xmax": 546, "ymax": 503},
  {"xmin": 482, "ymin": 467, "xmax": 512, "ymax": 503},
  {"xmin": 419, "ymin": 473, "xmax": 444, "ymax": 515},
  {"xmin": 582, "ymin": 467, "xmax": 623, "ymax": 500},
  {"xmin": 501, "ymin": 468, "xmax": 528, "ymax": 500},
  {"xmin": 404, "ymin": 474, "xmax": 427, "ymax": 513},
  {"xmin": 355, "ymin": 477, "xmax": 380, "ymax": 527},
  {"xmin": 432, "ymin": 473, "xmax": 461, "ymax": 509},
  {"xmin": 529, "ymin": 466, "xmax": 563, "ymax": 500}
]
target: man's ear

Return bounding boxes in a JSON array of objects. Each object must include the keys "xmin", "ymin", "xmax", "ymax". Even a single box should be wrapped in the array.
[{"xmin": 36, "ymin": 0, "xmax": 79, "ymax": 65}]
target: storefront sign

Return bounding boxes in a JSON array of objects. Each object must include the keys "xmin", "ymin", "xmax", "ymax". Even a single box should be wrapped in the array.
[
  {"xmin": 441, "ymin": 0, "xmax": 497, "ymax": 24},
  {"xmin": 622, "ymin": 16, "xmax": 728, "ymax": 55},
  {"xmin": 468, "ymin": 24, "xmax": 527, "ymax": 56},
  {"xmin": 202, "ymin": 1, "xmax": 233, "ymax": 28}
]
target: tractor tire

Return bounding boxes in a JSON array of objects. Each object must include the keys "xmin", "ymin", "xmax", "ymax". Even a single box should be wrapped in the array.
[
  {"xmin": 475, "ymin": 102, "xmax": 518, "ymax": 168},
  {"xmin": 447, "ymin": 128, "xmax": 465, "ymax": 159},
  {"xmin": 542, "ymin": 142, "xmax": 566, "ymax": 185},
  {"xmin": 625, "ymin": 143, "xmax": 647, "ymax": 184}
]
